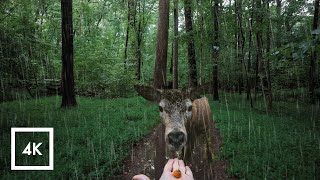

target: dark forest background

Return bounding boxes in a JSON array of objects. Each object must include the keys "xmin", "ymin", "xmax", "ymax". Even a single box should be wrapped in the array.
[{"xmin": 1, "ymin": 0, "xmax": 319, "ymax": 107}]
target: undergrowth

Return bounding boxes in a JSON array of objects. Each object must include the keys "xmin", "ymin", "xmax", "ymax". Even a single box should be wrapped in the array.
[
  {"xmin": 210, "ymin": 92, "xmax": 320, "ymax": 179},
  {"xmin": 1, "ymin": 93, "xmax": 319, "ymax": 179},
  {"xmin": 0, "ymin": 96, "xmax": 158, "ymax": 178}
]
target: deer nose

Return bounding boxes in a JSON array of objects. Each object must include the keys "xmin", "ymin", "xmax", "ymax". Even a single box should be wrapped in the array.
[{"xmin": 168, "ymin": 131, "xmax": 185, "ymax": 148}]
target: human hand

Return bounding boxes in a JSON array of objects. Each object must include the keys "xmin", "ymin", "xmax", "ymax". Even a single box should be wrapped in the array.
[
  {"xmin": 132, "ymin": 158, "xmax": 194, "ymax": 180},
  {"xmin": 159, "ymin": 158, "xmax": 194, "ymax": 180},
  {"xmin": 132, "ymin": 174, "xmax": 150, "ymax": 180}
]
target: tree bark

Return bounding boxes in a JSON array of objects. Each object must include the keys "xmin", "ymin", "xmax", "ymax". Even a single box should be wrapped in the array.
[
  {"xmin": 136, "ymin": 0, "xmax": 144, "ymax": 80},
  {"xmin": 153, "ymin": 0, "xmax": 170, "ymax": 89},
  {"xmin": 212, "ymin": 0, "xmax": 219, "ymax": 101},
  {"xmin": 246, "ymin": 0, "xmax": 254, "ymax": 108},
  {"xmin": 184, "ymin": 0, "xmax": 197, "ymax": 88},
  {"xmin": 124, "ymin": 0, "xmax": 136, "ymax": 70},
  {"xmin": 124, "ymin": 23, "xmax": 129, "ymax": 69},
  {"xmin": 235, "ymin": 0, "xmax": 244, "ymax": 94},
  {"xmin": 254, "ymin": 0, "xmax": 263, "ymax": 101},
  {"xmin": 309, "ymin": 0, "xmax": 319, "ymax": 103},
  {"xmin": 61, "ymin": 0, "xmax": 77, "ymax": 107},
  {"xmin": 199, "ymin": 4, "xmax": 204, "ymax": 85},
  {"xmin": 266, "ymin": 1, "xmax": 272, "ymax": 110},
  {"xmin": 173, "ymin": 0, "xmax": 179, "ymax": 89},
  {"xmin": 275, "ymin": 0, "xmax": 282, "ymax": 47}
]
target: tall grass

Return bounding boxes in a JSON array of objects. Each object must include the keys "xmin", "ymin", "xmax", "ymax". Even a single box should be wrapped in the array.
[
  {"xmin": 0, "ymin": 96, "xmax": 158, "ymax": 178},
  {"xmin": 210, "ymin": 92, "xmax": 320, "ymax": 179},
  {"xmin": 1, "ymin": 93, "xmax": 319, "ymax": 179}
]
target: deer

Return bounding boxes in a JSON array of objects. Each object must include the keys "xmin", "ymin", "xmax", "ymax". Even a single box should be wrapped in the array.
[{"xmin": 134, "ymin": 84, "xmax": 213, "ymax": 162}]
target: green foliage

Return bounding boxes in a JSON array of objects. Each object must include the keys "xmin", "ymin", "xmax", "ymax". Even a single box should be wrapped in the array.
[
  {"xmin": 1, "ymin": 0, "xmax": 317, "ymax": 101},
  {"xmin": 211, "ymin": 93, "xmax": 320, "ymax": 179},
  {"xmin": 0, "ymin": 96, "xmax": 159, "ymax": 178},
  {"xmin": 0, "ymin": 0, "xmax": 159, "ymax": 100}
]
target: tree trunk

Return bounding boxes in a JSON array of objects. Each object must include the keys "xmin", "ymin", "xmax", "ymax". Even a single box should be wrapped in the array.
[
  {"xmin": 153, "ymin": 0, "xmax": 170, "ymax": 89},
  {"xmin": 136, "ymin": 0, "xmax": 144, "ymax": 80},
  {"xmin": 173, "ymin": 0, "xmax": 179, "ymax": 89},
  {"xmin": 255, "ymin": 0, "xmax": 263, "ymax": 101},
  {"xmin": 246, "ymin": 0, "xmax": 254, "ymax": 108},
  {"xmin": 236, "ymin": 0, "xmax": 244, "ymax": 95},
  {"xmin": 61, "ymin": 0, "xmax": 77, "ymax": 107},
  {"xmin": 124, "ymin": 23, "xmax": 129, "ymax": 69},
  {"xmin": 309, "ymin": 0, "xmax": 319, "ymax": 103},
  {"xmin": 275, "ymin": 0, "xmax": 282, "ymax": 47},
  {"xmin": 212, "ymin": 0, "xmax": 219, "ymax": 101},
  {"xmin": 184, "ymin": 0, "xmax": 197, "ymax": 88},
  {"xmin": 199, "ymin": 7, "xmax": 204, "ymax": 85},
  {"xmin": 266, "ymin": 1, "xmax": 272, "ymax": 110},
  {"xmin": 124, "ymin": 0, "xmax": 136, "ymax": 71}
]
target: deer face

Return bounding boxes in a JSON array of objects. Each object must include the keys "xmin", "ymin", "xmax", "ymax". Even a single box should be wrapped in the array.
[
  {"xmin": 134, "ymin": 84, "xmax": 209, "ymax": 152},
  {"xmin": 158, "ymin": 91, "xmax": 192, "ymax": 151}
]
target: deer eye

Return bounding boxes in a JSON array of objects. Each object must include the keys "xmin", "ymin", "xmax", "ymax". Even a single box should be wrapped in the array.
[
  {"xmin": 187, "ymin": 105, "xmax": 192, "ymax": 112},
  {"xmin": 159, "ymin": 106, "xmax": 164, "ymax": 112}
]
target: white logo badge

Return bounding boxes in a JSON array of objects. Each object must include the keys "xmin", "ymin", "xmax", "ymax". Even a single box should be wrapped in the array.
[{"xmin": 11, "ymin": 128, "xmax": 54, "ymax": 170}]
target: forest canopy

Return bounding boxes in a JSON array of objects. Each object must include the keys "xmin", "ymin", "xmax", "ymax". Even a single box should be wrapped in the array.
[{"xmin": 0, "ymin": 0, "xmax": 319, "ymax": 106}]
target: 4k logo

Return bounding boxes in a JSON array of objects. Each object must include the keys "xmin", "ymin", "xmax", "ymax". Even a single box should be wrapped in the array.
[
  {"xmin": 11, "ymin": 128, "xmax": 54, "ymax": 170},
  {"xmin": 22, "ymin": 142, "xmax": 43, "ymax": 156}
]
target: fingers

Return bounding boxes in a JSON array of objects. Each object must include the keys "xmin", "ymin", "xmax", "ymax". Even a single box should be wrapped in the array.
[
  {"xmin": 185, "ymin": 166, "xmax": 193, "ymax": 177},
  {"xmin": 132, "ymin": 174, "xmax": 150, "ymax": 180},
  {"xmin": 163, "ymin": 159, "xmax": 174, "ymax": 172},
  {"xmin": 178, "ymin": 159, "xmax": 186, "ymax": 174},
  {"xmin": 172, "ymin": 158, "xmax": 179, "ymax": 171}
]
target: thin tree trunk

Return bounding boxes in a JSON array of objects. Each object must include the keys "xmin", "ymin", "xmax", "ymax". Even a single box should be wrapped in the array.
[
  {"xmin": 124, "ymin": 0, "xmax": 136, "ymax": 70},
  {"xmin": 184, "ymin": 0, "xmax": 197, "ymax": 88},
  {"xmin": 236, "ymin": 0, "xmax": 244, "ymax": 95},
  {"xmin": 255, "ymin": 0, "xmax": 263, "ymax": 102},
  {"xmin": 61, "ymin": 0, "xmax": 77, "ymax": 107},
  {"xmin": 199, "ymin": 9, "xmax": 204, "ymax": 85},
  {"xmin": 153, "ymin": 0, "xmax": 170, "ymax": 89},
  {"xmin": 275, "ymin": 0, "xmax": 282, "ymax": 47},
  {"xmin": 309, "ymin": 0, "xmax": 319, "ymax": 103},
  {"xmin": 136, "ymin": 0, "xmax": 143, "ymax": 80},
  {"xmin": 173, "ymin": 0, "xmax": 179, "ymax": 89},
  {"xmin": 124, "ymin": 24, "xmax": 129, "ymax": 69},
  {"xmin": 246, "ymin": 0, "xmax": 254, "ymax": 107},
  {"xmin": 266, "ymin": 1, "xmax": 272, "ymax": 110},
  {"xmin": 212, "ymin": 0, "xmax": 219, "ymax": 101}
]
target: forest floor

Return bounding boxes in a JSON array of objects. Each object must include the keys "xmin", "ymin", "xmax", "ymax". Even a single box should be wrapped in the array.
[
  {"xmin": 121, "ymin": 120, "xmax": 232, "ymax": 180},
  {"xmin": 1, "ymin": 94, "xmax": 319, "ymax": 179}
]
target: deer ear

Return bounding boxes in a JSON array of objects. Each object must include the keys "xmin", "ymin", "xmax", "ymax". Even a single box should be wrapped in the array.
[
  {"xmin": 134, "ymin": 85, "xmax": 162, "ymax": 102},
  {"xmin": 187, "ymin": 82, "xmax": 213, "ymax": 100}
]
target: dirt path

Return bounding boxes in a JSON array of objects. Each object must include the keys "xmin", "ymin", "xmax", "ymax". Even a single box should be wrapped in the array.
[{"xmin": 120, "ymin": 120, "xmax": 231, "ymax": 180}]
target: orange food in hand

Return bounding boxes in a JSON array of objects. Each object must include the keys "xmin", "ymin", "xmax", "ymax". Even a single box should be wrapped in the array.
[{"xmin": 172, "ymin": 169, "xmax": 181, "ymax": 178}]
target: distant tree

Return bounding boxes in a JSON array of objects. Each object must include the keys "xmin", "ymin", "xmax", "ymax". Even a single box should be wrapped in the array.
[
  {"xmin": 265, "ymin": 0, "xmax": 272, "ymax": 110},
  {"xmin": 309, "ymin": 0, "xmax": 319, "ymax": 103},
  {"xmin": 135, "ymin": 0, "xmax": 146, "ymax": 81},
  {"xmin": 255, "ymin": 0, "xmax": 263, "ymax": 101},
  {"xmin": 61, "ymin": 0, "xmax": 77, "ymax": 107},
  {"xmin": 275, "ymin": 0, "xmax": 282, "ymax": 47},
  {"xmin": 212, "ymin": 0, "xmax": 219, "ymax": 101},
  {"xmin": 173, "ymin": 0, "xmax": 179, "ymax": 89},
  {"xmin": 235, "ymin": 0, "xmax": 244, "ymax": 95},
  {"xmin": 124, "ymin": 0, "xmax": 136, "ymax": 70},
  {"xmin": 246, "ymin": 0, "xmax": 254, "ymax": 108},
  {"xmin": 184, "ymin": 0, "xmax": 197, "ymax": 88},
  {"xmin": 197, "ymin": 0, "xmax": 205, "ymax": 85},
  {"xmin": 153, "ymin": 0, "xmax": 170, "ymax": 89}
]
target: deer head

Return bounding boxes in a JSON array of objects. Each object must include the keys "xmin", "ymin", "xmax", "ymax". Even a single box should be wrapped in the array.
[{"xmin": 134, "ymin": 83, "xmax": 210, "ymax": 153}]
